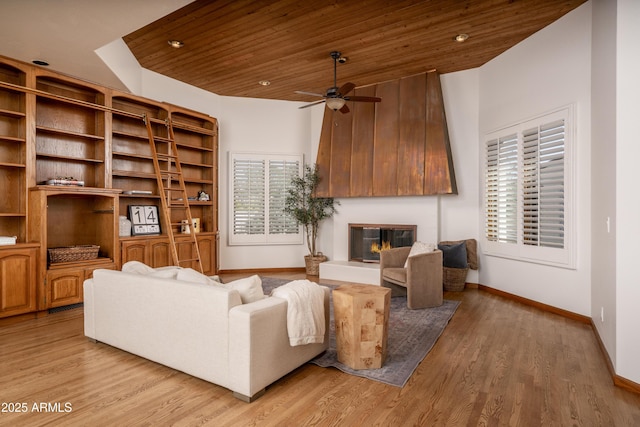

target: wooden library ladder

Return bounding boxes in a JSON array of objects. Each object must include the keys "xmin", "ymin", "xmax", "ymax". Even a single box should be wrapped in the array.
[{"xmin": 144, "ymin": 115, "xmax": 203, "ymax": 273}]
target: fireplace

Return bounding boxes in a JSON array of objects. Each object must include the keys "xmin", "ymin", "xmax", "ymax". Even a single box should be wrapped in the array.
[{"xmin": 349, "ymin": 223, "xmax": 416, "ymax": 263}]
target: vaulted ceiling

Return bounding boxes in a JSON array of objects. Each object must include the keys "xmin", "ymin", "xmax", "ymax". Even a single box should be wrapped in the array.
[{"xmin": 124, "ymin": 0, "xmax": 586, "ymax": 102}]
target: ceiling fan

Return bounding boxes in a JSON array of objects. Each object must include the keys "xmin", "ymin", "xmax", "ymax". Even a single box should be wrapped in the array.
[{"xmin": 296, "ymin": 51, "xmax": 381, "ymax": 114}]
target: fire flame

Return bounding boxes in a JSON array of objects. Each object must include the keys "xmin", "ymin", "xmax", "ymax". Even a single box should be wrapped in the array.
[{"xmin": 371, "ymin": 241, "xmax": 392, "ymax": 254}]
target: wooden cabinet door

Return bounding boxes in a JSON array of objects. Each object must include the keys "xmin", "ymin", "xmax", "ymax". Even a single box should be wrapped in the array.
[
  {"xmin": 47, "ymin": 261, "xmax": 115, "ymax": 309},
  {"xmin": 196, "ymin": 235, "xmax": 215, "ymax": 276},
  {"xmin": 121, "ymin": 240, "xmax": 149, "ymax": 266},
  {"xmin": 47, "ymin": 270, "xmax": 84, "ymax": 308},
  {"xmin": 149, "ymin": 239, "xmax": 172, "ymax": 268},
  {"xmin": 0, "ymin": 248, "xmax": 37, "ymax": 318},
  {"xmin": 176, "ymin": 241, "xmax": 196, "ymax": 270}
]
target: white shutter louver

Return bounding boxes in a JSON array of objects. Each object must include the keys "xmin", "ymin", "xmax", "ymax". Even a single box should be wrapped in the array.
[
  {"xmin": 269, "ymin": 159, "xmax": 300, "ymax": 235},
  {"xmin": 485, "ymin": 134, "xmax": 518, "ymax": 244},
  {"xmin": 233, "ymin": 158, "xmax": 265, "ymax": 235},
  {"xmin": 522, "ymin": 119, "xmax": 565, "ymax": 249}
]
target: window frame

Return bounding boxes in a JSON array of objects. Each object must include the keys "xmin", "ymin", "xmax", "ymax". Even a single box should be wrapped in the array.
[
  {"xmin": 228, "ymin": 152, "xmax": 303, "ymax": 246},
  {"xmin": 482, "ymin": 105, "xmax": 576, "ymax": 269}
]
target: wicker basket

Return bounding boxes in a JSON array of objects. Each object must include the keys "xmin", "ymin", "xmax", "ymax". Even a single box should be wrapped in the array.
[
  {"xmin": 304, "ymin": 254, "xmax": 327, "ymax": 276},
  {"xmin": 48, "ymin": 245, "xmax": 100, "ymax": 263},
  {"xmin": 443, "ymin": 266, "xmax": 468, "ymax": 292}
]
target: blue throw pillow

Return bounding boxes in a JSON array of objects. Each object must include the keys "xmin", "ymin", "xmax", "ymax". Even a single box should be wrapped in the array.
[{"xmin": 438, "ymin": 242, "xmax": 468, "ymax": 269}]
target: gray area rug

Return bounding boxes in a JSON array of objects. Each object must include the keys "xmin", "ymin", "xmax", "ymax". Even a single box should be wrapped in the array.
[{"xmin": 260, "ymin": 277, "xmax": 460, "ymax": 388}]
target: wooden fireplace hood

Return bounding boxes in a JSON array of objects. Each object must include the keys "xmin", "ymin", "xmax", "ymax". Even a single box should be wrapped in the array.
[{"xmin": 315, "ymin": 70, "xmax": 457, "ymax": 198}]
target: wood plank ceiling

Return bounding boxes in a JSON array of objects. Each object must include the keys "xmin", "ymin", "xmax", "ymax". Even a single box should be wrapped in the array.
[{"xmin": 123, "ymin": 0, "xmax": 586, "ymax": 102}]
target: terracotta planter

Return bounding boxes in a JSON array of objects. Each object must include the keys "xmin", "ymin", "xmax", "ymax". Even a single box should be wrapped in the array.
[{"xmin": 304, "ymin": 254, "xmax": 327, "ymax": 276}]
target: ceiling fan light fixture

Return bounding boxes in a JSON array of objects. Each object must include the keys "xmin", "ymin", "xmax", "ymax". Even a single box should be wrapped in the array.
[
  {"xmin": 326, "ymin": 97, "xmax": 346, "ymax": 111},
  {"xmin": 167, "ymin": 40, "xmax": 184, "ymax": 48},
  {"xmin": 454, "ymin": 33, "xmax": 469, "ymax": 43}
]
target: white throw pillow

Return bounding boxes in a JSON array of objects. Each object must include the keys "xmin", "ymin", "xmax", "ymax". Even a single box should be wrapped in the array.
[
  {"xmin": 404, "ymin": 241, "xmax": 436, "ymax": 268},
  {"xmin": 220, "ymin": 275, "xmax": 264, "ymax": 304}
]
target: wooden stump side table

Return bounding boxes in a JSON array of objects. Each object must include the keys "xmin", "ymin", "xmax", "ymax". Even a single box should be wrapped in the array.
[{"xmin": 333, "ymin": 284, "xmax": 391, "ymax": 370}]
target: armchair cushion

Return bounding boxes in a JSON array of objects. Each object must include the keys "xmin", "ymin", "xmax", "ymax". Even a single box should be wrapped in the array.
[{"xmin": 382, "ymin": 267, "xmax": 407, "ymax": 285}]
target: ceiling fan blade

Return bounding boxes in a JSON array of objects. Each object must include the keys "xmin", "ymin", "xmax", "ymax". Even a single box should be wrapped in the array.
[
  {"xmin": 299, "ymin": 100, "xmax": 326, "ymax": 109},
  {"xmin": 338, "ymin": 82, "xmax": 356, "ymax": 96},
  {"xmin": 345, "ymin": 96, "xmax": 382, "ymax": 103},
  {"xmin": 295, "ymin": 90, "xmax": 325, "ymax": 97},
  {"xmin": 339, "ymin": 104, "xmax": 350, "ymax": 114}
]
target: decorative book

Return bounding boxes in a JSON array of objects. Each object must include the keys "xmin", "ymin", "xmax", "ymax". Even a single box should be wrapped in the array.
[
  {"xmin": 44, "ymin": 177, "xmax": 85, "ymax": 186},
  {"xmin": 0, "ymin": 236, "xmax": 17, "ymax": 245}
]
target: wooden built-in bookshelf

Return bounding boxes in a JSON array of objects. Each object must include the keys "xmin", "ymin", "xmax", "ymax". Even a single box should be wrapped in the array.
[{"xmin": 0, "ymin": 55, "xmax": 219, "ymax": 320}]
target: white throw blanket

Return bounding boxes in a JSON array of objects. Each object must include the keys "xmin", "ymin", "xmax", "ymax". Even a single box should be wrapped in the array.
[{"xmin": 271, "ymin": 280, "xmax": 325, "ymax": 346}]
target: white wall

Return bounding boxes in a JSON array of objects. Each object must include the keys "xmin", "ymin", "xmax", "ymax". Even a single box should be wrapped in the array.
[
  {"xmin": 140, "ymin": 69, "xmax": 222, "ymax": 118},
  {"xmin": 591, "ymin": 0, "xmax": 617, "ymax": 375},
  {"xmin": 478, "ymin": 3, "xmax": 592, "ymax": 315},
  {"xmin": 95, "ymin": 38, "xmax": 143, "ymax": 94},
  {"xmin": 439, "ymin": 69, "xmax": 480, "ymax": 284},
  {"xmin": 615, "ymin": 0, "xmax": 640, "ymax": 385}
]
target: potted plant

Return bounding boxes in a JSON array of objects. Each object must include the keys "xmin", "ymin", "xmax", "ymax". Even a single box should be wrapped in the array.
[{"xmin": 285, "ymin": 163, "xmax": 338, "ymax": 275}]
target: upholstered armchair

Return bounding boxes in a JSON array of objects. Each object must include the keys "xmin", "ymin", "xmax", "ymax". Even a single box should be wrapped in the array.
[{"xmin": 379, "ymin": 247, "xmax": 443, "ymax": 309}]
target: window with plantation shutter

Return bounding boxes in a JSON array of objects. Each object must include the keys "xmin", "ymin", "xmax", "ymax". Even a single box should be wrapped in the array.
[
  {"xmin": 483, "ymin": 105, "xmax": 575, "ymax": 269},
  {"xmin": 229, "ymin": 152, "xmax": 302, "ymax": 245}
]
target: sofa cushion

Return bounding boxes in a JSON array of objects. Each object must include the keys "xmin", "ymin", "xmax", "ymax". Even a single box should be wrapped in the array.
[
  {"xmin": 176, "ymin": 269, "xmax": 264, "ymax": 304},
  {"xmin": 221, "ymin": 275, "xmax": 265, "ymax": 304},
  {"xmin": 438, "ymin": 241, "xmax": 468, "ymax": 268},
  {"xmin": 404, "ymin": 241, "xmax": 436, "ymax": 268}
]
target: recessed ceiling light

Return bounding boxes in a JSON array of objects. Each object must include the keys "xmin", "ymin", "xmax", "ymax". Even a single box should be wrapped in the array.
[
  {"xmin": 454, "ymin": 33, "xmax": 469, "ymax": 43},
  {"xmin": 259, "ymin": 80, "xmax": 271, "ymax": 86},
  {"xmin": 167, "ymin": 40, "xmax": 184, "ymax": 48},
  {"xmin": 32, "ymin": 60, "xmax": 49, "ymax": 66}
]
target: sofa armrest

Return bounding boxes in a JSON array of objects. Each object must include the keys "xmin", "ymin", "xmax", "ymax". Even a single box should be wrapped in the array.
[{"xmin": 227, "ymin": 286, "xmax": 330, "ymax": 400}]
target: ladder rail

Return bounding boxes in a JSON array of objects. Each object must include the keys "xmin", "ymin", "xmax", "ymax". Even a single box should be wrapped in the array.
[
  {"xmin": 144, "ymin": 114, "xmax": 204, "ymax": 273},
  {"xmin": 166, "ymin": 117, "xmax": 204, "ymax": 273}
]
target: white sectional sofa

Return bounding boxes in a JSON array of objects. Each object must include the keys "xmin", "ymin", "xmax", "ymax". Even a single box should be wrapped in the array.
[{"xmin": 83, "ymin": 268, "xmax": 330, "ymax": 402}]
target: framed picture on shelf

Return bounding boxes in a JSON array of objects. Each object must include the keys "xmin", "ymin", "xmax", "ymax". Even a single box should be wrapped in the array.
[{"xmin": 128, "ymin": 205, "xmax": 161, "ymax": 236}]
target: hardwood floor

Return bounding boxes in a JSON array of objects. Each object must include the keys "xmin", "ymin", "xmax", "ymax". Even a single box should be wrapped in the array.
[{"xmin": 1, "ymin": 272, "xmax": 639, "ymax": 426}]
